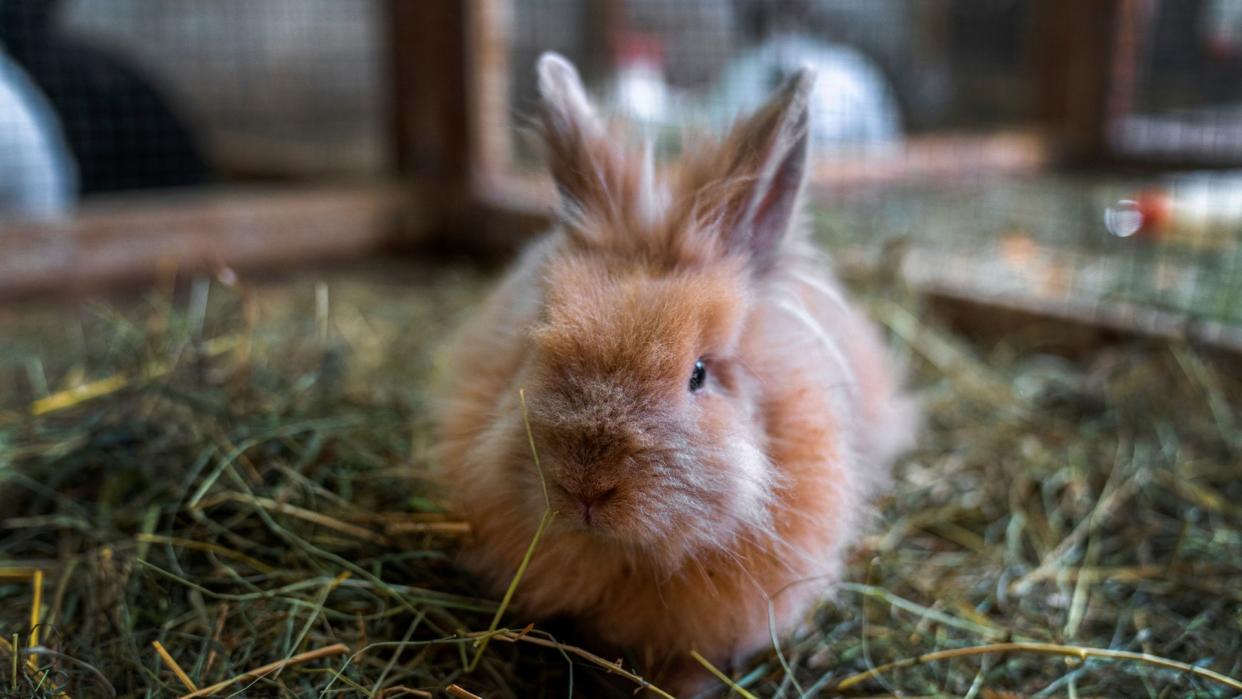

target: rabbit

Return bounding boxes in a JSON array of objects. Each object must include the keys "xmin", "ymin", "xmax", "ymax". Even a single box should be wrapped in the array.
[{"xmin": 435, "ymin": 53, "xmax": 917, "ymax": 694}]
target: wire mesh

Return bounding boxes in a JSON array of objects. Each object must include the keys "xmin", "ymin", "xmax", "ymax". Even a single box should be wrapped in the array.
[
  {"xmin": 500, "ymin": 0, "xmax": 1242, "ymax": 336},
  {"xmin": 1115, "ymin": 0, "xmax": 1242, "ymax": 162},
  {"xmin": 0, "ymin": 0, "xmax": 1239, "ymax": 336},
  {"xmin": 0, "ymin": 0, "xmax": 385, "ymax": 218}
]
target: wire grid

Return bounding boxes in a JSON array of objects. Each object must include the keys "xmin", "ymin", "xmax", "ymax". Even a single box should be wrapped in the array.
[
  {"xmin": 504, "ymin": 0, "xmax": 1242, "ymax": 334},
  {"xmin": 1114, "ymin": 0, "xmax": 1242, "ymax": 162},
  {"xmin": 819, "ymin": 176, "xmax": 1242, "ymax": 332},
  {"xmin": 0, "ymin": 0, "xmax": 384, "ymax": 218}
]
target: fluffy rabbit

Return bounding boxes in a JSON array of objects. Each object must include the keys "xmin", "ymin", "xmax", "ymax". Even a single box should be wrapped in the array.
[{"xmin": 436, "ymin": 53, "xmax": 917, "ymax": 693}]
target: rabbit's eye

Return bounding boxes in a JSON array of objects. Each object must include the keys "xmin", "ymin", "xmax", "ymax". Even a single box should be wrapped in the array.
[{"xmin": 688, "ymin": 359, "xmax": 707, "ymax": 392}]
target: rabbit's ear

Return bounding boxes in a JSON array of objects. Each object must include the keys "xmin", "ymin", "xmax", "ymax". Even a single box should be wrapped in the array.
[
  {"xmin": 715, "ymin": 69, "xmax": 814, "ymax": 273},
  {"xmin": 537, "ymin": 53, "xmax": 607, "ymax": 210}
]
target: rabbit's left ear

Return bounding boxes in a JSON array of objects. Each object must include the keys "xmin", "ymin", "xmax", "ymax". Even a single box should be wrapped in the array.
[
  {"xmin": 714, "ymin": 70, "xmax": 815, "ymax": 273},
  {"xmin": 536, "ymin": 53, "xmax": 608, "ymax": 211}
]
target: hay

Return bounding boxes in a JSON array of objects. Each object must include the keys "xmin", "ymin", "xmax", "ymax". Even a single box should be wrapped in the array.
[{"xmin": 1, "ymin": 259, "xmax": 1239, "ymax": 697}]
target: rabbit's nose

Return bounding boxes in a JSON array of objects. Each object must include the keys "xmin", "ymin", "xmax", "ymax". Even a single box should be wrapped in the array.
[{"xmin": 573, "ymin": 487, "xmax": 617, "ymax": 525}]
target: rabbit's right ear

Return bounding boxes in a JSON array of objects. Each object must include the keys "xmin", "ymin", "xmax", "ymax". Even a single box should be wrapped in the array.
[
  {"xmin": 713, "ymin": 70, "xmax": 814, "ymax": 275},
  {"xmin": 537, "ymin": 53, "xmax": 608, "ymax": 212}
]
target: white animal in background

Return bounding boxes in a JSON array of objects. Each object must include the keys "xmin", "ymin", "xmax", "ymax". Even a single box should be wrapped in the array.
[
  {"xmin": 603, "ymin": 33, "xmax": 673, "ymax": 129},
  {"xmin": 713, "ymin": 33, "xmax": 902, "ymax": 152},
  {"xmin": 0, "ymin": 48, "xmax": 75, "ymax": 221},
  {"xmin": 1204, "ymin": 0, "xmax": 1242, "ymax": 56}
]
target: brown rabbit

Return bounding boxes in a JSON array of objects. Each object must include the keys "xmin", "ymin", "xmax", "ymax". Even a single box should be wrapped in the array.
[{"xmin": 435, "ymin": 53, "xmax": 917, "ymax": 694}]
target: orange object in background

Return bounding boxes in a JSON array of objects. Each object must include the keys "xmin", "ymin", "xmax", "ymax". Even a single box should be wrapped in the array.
[
  {"xmin": 1123, "ymin": 172, "xmax": 1242, "ymax": 244},
  {"xmin": 1135, "ymin": 187, "xmax": 1171, "ymax": 238}
]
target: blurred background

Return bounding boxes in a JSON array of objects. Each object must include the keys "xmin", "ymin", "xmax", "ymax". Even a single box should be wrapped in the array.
[
  {"xmin": 1, "ymin": 0, "xmax": 1240, "ymax": 348},
  {"xmin": 3, "ymin": 4, "xmax": 1242, "ymax": 696}
]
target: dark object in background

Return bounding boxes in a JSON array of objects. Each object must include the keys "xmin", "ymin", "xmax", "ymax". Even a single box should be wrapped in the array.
[{"xmin": 0, "ymin": 0, "xmax": 210, "ymax": 194}]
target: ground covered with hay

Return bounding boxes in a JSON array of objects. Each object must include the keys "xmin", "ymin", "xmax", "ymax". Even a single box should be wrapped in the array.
[{"xmin": 1, "ymin": 259, "xmax": 1239, "ymax": 698}]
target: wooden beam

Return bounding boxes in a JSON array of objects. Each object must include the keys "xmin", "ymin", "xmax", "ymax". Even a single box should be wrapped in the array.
[
  {"xmin": 386, "ymin": 0, "xmax": 471, "ymax": 184},
  {"xmin": 466, "ymin": 0, "xmax": 515, "ymax": 195},
  {"xmin": 1031, "ymin": 0, "xmax": 1149, "ymax": 163},
  {"xmin": 464, "ymin": 128, "xmax": 1053, "ymax": 258},
  {"xmin": 0, "ymin": 184, "xmax": 412, "ymax": 300}
]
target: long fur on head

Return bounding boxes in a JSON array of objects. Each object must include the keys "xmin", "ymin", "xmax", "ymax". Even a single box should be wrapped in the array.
[
  {"xmin": 535, "ymin": 52, "xmax": 815, "ymax": 276},
  {"xmin": 522, "ymin": 54, "xmax": 825, "ymax": 567}
]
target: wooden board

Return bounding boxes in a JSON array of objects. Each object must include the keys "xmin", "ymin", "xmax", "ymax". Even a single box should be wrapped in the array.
[{"xmin": 0, "ymin": 184, "xmax": 414, "ymax": 300}]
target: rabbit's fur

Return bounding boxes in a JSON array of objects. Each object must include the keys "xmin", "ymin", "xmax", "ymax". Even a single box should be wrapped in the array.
[{"xmin": 435, "ymin": 54, "xmax": 917, "ymax": 693}]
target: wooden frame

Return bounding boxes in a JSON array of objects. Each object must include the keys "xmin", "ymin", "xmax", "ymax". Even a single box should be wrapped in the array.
[
  {"xmin": 0, "ymin": 1, "xmax": 462, "ymax": 301},
  {"xmin": 2, "ymin": 0, "xmax": 1238, "ymax": 356},
  {"xmin": 1036, "ymin": 0, "xmax": 1242, "ymax": 167},
  {"xmin": 440, "ymin": 0, "xmax": 1242, "ymax": 356},
  {"xmin": 450, "ymin": 0, "xmax": 1056, "ymax": 257},
  {"xmin": 0, "ymin": 0, "xmax": 1055, "ymax": 299},
  {"xmin": 0, "ymin": 184, "xmax": 411, "ymax": 299}
]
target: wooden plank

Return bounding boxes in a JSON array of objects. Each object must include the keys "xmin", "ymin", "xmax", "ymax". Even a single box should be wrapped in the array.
[
  {"xmin": 923, "ymin": 285, "xmax": 1242, "ymax": 358},
  {"xmin": 468, "ymin": 128, "xmax": 1053, "ymax": 244},
  {"xmin": 466, "ymin": 0, "xmax": 516, "ymax": 195},
  {"xmin": 0, "ymin": 184, "xmax": 412, "ymax": 300},
  {"xmin": 1112, "ymin": 113, "xmax": 1242, "ymax": 166},
  {"xmin": 837, "ymin": 242, "xmax": 1242, "ymax": 357},
  {"xmin": 386, "ymin": 0, "xmax": 471, "ymax": 184},
  {"xmin": 811, "ymin": 130, "xmax": 1050, "ymax": 190},
  {"xmin": 1031, "ymin": 0, "xmax": 1150, "ymax": 163}
]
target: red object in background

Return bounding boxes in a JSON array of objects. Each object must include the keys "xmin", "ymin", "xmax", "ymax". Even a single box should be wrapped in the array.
[
  {"xmin": 1206, "ymin": 34, "xmax": 1236, "ymax": 61},
  {"xmin": 1135, "ymin": 187, "xmax": 1171, "ymax": 239},
  {"xmin": 614, "ymin": 32, "xmax": 664, "ymax": 69}
]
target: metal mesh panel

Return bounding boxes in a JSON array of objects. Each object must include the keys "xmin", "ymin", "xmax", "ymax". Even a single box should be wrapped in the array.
[
  {"xmin": 501, "ymin": 0, "xmax": 1242, "ymax": 337},
  {"xmin": 1114, "ymin": 0, "xmax": 1242, "ymax": 162},
  {"xmin": 0, "ymin": 0, "xmax": 385, "ymax": 219}
]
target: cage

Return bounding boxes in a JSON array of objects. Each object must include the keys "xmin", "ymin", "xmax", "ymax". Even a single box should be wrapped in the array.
[
  {"xmin": 1, "ymin": 1, "xmax": 1241, "ymax": 697},
  {"xmin": 2, "ymin": 0, "xmax": 1240, "ymax": 351},
  {"xmin": 473, "ymin": 0, "xmax": 1242, "ymax": 349}
]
